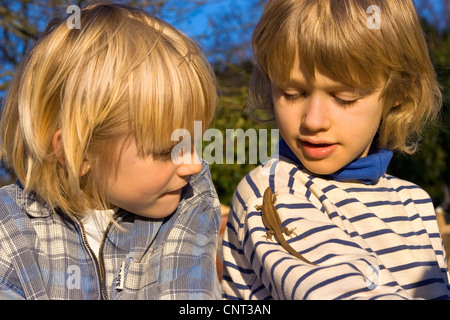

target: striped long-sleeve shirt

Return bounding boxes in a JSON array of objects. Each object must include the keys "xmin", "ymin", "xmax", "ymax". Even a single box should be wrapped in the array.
[{"xmin": 222, "ymin": 146, "xmax": 450, "ymax": 300}]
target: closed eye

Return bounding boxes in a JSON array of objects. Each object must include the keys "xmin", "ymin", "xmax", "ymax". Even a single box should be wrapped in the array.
[
  {"xmin": 283, "ymin": 92, "xmax": 306, "ymax": 101},
  {"xmin": 334, "ymin": 96, "xmax": 359, "ymax": 107},
  {"xmin": 153, "ymin": 147, "xmax": 176, "ymax": 160}
]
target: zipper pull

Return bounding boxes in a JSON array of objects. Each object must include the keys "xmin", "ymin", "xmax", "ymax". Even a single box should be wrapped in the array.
[{"xmin": 115, "ymin": 261, "xmax": 125, "ymax": 291}]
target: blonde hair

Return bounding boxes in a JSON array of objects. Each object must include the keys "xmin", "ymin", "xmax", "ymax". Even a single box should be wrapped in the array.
[
  {"xmin": 249, "ymin": 0, "xmax": 441, "ymax": 153},
  {"xmin": 0, "ymin": 3, "xmax": 216, "ymax": 215}
]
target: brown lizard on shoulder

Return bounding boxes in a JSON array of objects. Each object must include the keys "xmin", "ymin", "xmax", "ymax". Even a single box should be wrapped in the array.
[{"xmin": 255, "ymin": 187, "xmax": 316, "ymax": 265}]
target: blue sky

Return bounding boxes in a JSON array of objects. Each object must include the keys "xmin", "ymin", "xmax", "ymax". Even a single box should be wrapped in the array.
[
  {"xmin": 173, "ymin": 0, "xmax": 259, "ymax": 35},
  {"xmin": 163, "ymin": 0, "xmax": 261, "ymax": 61},
  {"xmin": 164, "ymin": 0, "xmax": 447, "ymax": 61}
]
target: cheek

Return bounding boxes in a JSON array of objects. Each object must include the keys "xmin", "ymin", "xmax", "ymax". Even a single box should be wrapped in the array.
[
  {"xmin": 362, "ymin": 105, "xmax": 384, "ymax": 135},
  {"xmin": 108, "ymin": 159, "xmax": 176, "ymax": 199},
  {"xmin": 273, "ymin": 102, "xmax": 298, "ymax": 131},
  {"xmin": 128, "ymin": 167, "xmax": 177, "ymax": 195},
  {"xmin": 340, "ymin": 102, "xmax": 383, "ymax": 130}
]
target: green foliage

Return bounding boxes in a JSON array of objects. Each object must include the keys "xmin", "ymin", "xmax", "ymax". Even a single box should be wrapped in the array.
[
  {"xmin": 388, "ymin": 124, "xmax": 449, "ymax": 205},
  {"xmin": 388, "ymin": 23, "xmax": 450, "ymax": 206},
  {"xmin": 208, "ymin": 62, "xmax": 273, "ymax": 205}
]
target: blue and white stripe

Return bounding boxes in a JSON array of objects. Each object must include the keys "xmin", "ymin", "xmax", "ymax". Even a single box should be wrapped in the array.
[{"xmin": 222, "ymin": 156, "xmax": 450, "ymax": 300}]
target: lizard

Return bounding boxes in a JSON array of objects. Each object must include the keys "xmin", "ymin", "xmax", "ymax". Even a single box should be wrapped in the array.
[{"xmin": 255, "ymin": 187, "xmax": 316, "ymax": 265}]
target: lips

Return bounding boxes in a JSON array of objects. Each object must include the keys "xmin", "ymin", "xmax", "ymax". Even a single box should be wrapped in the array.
[{"xmin": 299, "ymin": 139, "xmax": 338, "ymax": 159}]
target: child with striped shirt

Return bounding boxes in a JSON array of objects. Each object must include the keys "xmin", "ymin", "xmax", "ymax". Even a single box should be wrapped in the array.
[{"xmin": 222, "ymin": 0, "xmax": 450, "ymax": 300}]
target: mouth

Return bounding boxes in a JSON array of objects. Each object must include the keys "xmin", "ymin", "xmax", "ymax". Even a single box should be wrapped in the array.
[{"xmin": 298, "ymin": 139, "xmax": 338, "ymax": 159}]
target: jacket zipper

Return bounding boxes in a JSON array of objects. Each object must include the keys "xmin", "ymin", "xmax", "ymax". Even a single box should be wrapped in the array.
[{"xmin": 73, "ymin": 214, "xmax": 114, "ymax": 300}]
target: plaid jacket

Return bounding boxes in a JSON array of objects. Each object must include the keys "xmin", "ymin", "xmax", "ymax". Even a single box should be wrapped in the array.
[{"xmin": 0, "ymin": 161, "xmax": 221, "ymax": 300}]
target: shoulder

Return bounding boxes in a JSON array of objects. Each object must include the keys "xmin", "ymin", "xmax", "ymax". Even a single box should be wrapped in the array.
[
  {"xmin": 382, "ymin": 174, "xmax": 436, "ymax": 219},
  {"xmin": 0, "ymin": 183, "xmax": 19, "ymax": 201},
  {"xmin": 384, "ymin": 174, "xmax": 433, "ymax": 203},
  {"xmin": 0, "ymin": 183, "xmax": 49, "ymax": 247},
  {"xmin": 0, "ymin": 182, "xmax": 53, "ymax": 220},
  {"xmin": 233, "ymin": 155, "xmax": 312, "ymax": 201},
  {"xmin": 231, "ymin": 157, "xmax": 307, "ymax": 222},
  {"xmin": 179, "ymin": 159, "xmax": 220, "ymax": 213},
  {"xmin": 0, "ymin": 183, "xmax": 25, "ymax": 222},
  {"xmin": 232, "ymin": 164, "xmax": 269, "ymax": 212},
  {"xmin": 187, "ymin": 159, "xmax": 218, "ymax": 198},
  {"xmin": 173, "ymin": 159, "xmax": 221, "ymax": 231}
]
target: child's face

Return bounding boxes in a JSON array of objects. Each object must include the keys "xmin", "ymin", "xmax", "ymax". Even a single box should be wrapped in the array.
[
  {"xmin": 271, "ymin": 61, "xmax": 384, "ymax": 175},
  {"xmin": 105, "ymin": 137, "xmax": 202, "ymax": 218}
]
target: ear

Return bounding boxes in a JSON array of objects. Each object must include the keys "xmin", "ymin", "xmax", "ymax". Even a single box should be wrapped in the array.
[
  {"xmin": 393, "ymin": 98, "xmax": 403, "ymax": 108},
  {"xmin": 52, "ymin": 129, "xmax": 66, "ymax": 166},
  {"xmin": 80, "ymin": 159, "xmax": 90, "ymax": 176},
  {"xmin": 52, "ymin": 129, "xmax": 91, "ymax": 176},
  {"xmin": 382, "ymin": 98, "xmax": 403, "ymax": 119}
]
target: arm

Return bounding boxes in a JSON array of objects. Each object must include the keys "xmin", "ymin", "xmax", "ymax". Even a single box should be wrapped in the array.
[
  {"xmin": 0, "ymin": 187, "xmax": 48, "ymax": 300},
  {"xmin": 222, "ymin": 175, "xmax": 415, "ymax": 300},
  {"xmin": 255, "ymin": 187, "xmax": 316, "ymax": 265},
  {"xmin": 0, "ymin": 253, "xmax": 26, "ymax": 300}
]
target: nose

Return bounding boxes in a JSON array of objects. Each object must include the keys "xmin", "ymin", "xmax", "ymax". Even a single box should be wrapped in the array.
[
  {"xmin": 301, "ymin": 94, "xmax": 331, "ymax": 133},
  {"xmin": 176, "ymin": 148, "xmax": 202, "ymax": 177}
]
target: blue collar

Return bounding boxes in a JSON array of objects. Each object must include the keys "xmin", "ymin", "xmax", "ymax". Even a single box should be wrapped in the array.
[{"xmin": 278, "ymin": 139, "xmax": 392, "ymax": 185}]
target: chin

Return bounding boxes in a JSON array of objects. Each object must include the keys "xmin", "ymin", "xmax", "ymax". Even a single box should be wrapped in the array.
[
  {"xmin": 301, "ymin": 159, "xmax": 343, "ymax": 176},
  {"xmin": 136, "ymin": 193, "xmax": 181, "ymax": 219}
]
